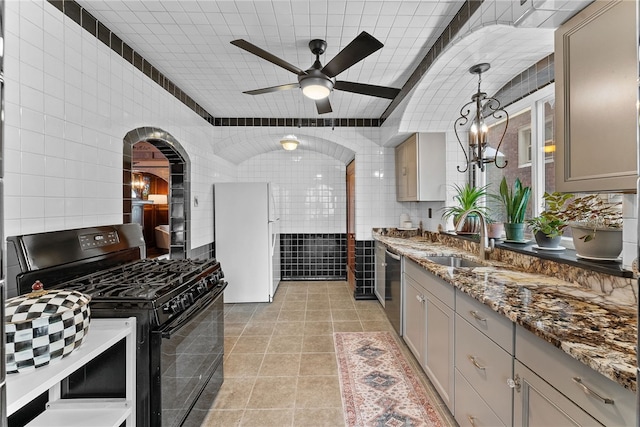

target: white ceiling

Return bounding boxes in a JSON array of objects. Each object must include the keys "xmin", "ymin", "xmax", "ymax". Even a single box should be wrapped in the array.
[
  {"xmin": 76, "ymin": 0, "xmax": 467, "ymax": 118},
  {"xmin": 74, "ymin": 0, "xmax": 590, "ymax": 163}
]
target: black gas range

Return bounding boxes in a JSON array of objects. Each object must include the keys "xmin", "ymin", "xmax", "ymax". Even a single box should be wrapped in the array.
[{"xmin": 6, "ymin": 224, "xmax": 227, "ymax": 427}]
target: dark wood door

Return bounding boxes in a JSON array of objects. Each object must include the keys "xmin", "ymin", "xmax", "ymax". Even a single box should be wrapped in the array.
[{"xmin": 346, "ymin": 160, "xmax": 356, "ymax": 292}]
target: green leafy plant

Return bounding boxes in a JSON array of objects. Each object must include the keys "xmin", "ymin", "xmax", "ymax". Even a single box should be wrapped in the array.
[
  {"xmin": 441, "ymin": 183, "xmax": 488, "ymax": 224},
  {"xmin": 526, "ymin": 192, "xmax": 573, "ymax": 238},
  {"xmin": 491, "ymin": 177, "xmax": 531, "ymax": 224}
]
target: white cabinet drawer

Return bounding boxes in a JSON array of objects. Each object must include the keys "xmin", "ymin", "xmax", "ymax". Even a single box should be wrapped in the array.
[
  {"xmin": 405, "ymin": 258, "xmax": 454, "ymax": 308},
  {"xmin": 455, "ymin": 368, "xmax": 506, "ymax": 427},
  {"xmin": 456, "ymin": 289, "xmax": 514, "ymax": 353},
  {"xmin": 516, "ymin": 326, "xmax": 635, "ymax": 427},
  {"xmin": 456, "ymin": 314, "xmax": 513, "ymax": 426}
]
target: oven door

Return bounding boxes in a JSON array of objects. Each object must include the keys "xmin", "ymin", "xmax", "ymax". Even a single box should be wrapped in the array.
[{"xmin": 151, "ymin": 286, "xmax": 226, "ymax": 427}]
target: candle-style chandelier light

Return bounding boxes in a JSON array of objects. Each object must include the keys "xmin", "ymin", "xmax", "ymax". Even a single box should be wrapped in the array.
[{"xmin": 454, "ymin": 63, "xmax": 509, "ymax": 173}]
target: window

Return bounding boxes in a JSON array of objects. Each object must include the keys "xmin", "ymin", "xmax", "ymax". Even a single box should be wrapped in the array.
[
  {"xmin": 480, "ymin": 85, "xmax": 556, "ymax": 226},
  {"xmin": 518, "ymin": 118, "xmax": 554, "ymax": 167}
]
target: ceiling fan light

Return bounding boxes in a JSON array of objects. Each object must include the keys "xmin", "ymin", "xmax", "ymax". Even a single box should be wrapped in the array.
[
  {"xmin": 280, "ymin": 134, "xmax": 299, "ymax": 151},
  {"xmin": 300, "ymin": 77, "xmax": 331, "ymax": 100}
]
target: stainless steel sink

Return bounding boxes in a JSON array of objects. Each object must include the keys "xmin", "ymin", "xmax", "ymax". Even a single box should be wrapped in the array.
[{"xmin": 425, "ymin": 256, "xmax": 484, "ymax": 268}]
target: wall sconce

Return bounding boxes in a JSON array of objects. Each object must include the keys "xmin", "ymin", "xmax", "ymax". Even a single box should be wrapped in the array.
[
  {"xmin": 280, "ymin": 134, "xmax": 299, "ymax": 151},
  {"xmin": 454, "ymin": 63, "xmax": 509, "ymax": 173}
]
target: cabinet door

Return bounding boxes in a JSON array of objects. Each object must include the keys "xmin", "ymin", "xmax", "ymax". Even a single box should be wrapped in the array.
[
  {"xmin": 514, "ymin": 361, "xmax": 602, "ymax": 427},
  {"xmin": 395, "ymin": 134, "xmax": 417, "ymax": 201},
  {"xmin": 402, "ymin": 274, "xmax": 425, "ymax": 362},
  {"xmin": 424, "ymin": 292, "xmax": 454, "ymax": 411},
  {"xmin": 555, "ymin": 0, "xmax": 637, "ymax": 192}
]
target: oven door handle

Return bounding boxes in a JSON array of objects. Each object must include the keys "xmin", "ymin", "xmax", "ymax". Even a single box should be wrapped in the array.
[{"xmin": 160, "ymin": 283, "xmax": 227, "ymax": 339}]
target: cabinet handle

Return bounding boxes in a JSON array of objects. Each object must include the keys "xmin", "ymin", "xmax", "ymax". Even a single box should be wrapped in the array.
[
  {"xmin": 467, "ymin": 415, "xmax": 476, "ymax": 427},
  {"xmin": 468, "ymin": 355, "xmax": 486, "ymax": 371},
  {"xmin": 470, "ymin": 310, "xmax": 487, "ymax": 322},
  {"xmin": 402, "ymin": 166, "xmax": 407, "ymax": 176},
  {"xmin": 507, "ymin": 375, "xmax": 521, "ymax": 392},
  {"xmin": 415, "ymin": 294, "xmax": 425, "ymax": 303},
  {"xmin": 572, "ymin": 377, "xmax": 614, "ymax": 405}
]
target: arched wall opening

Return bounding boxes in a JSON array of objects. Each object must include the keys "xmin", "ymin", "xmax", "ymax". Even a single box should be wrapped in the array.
[{"xmin": 123, "ymin": 127, "xmax": 190, "ymax": 259}]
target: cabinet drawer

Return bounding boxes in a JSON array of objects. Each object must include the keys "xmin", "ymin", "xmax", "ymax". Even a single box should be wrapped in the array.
[
  {"xmin": 456, "ymin": 314, "xmax": 513, "ymax": 426},
  {"xmin": 516, "ymin": 326, "xmax": 635, "ymax": 427},
  {"xmin": 404, "ymin": 259, "xmax": 454, "ymax": 308},
  {"xmin": 455, "ymin": 368, "xmax": 505, "ymax": 427},
  {"xmin": 456, "ymin": 290, "xmax": 513, "ymax": 353}
]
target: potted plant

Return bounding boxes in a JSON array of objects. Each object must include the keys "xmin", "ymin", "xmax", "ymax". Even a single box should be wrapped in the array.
[
  {"xmin": 491, "ymin": 177, "xmax": 531, "ymax": 242},
  {"xmin": 441, "ymin": 183, "xmax": 488, "ymax": 235},
  {"xmin": 486, "ymin": 215, "xmax": 504, "ymax": 240},
  {"xmin": 556, "ymin": 194, "xmax": 623, "ymax": 259},
  {"xmin": 526, "ymin": 192, "xmax": 573, "ymax": 248}
]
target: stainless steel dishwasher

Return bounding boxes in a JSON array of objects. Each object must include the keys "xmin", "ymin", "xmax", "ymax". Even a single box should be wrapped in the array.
[{"xmin": 384, "ymin": 249, "xmax": 402, "ymax": 335}]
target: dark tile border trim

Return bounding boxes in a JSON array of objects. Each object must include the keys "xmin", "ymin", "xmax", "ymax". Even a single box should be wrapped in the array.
[{"xmin": 47, "ymin": 0, "xmax": 380, "ymax": 127}]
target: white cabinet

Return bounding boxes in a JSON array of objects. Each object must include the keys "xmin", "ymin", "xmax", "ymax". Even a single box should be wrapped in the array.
[
  {"xmin": 395, "ymin": 133, "xmax": 446, "ymax": 202},
  {"xmin": 374, "ymin": 241, "xmax": 386, "ymax": 306},
  {"xmin": 554, "ymin": 0, "xmax": 638, "ymax": 192},
  {"xmin": 515, "ymin": 326, "xmax": 635, "ymax": 427},
  {"xmin": 402, "ymin": 259, "xmax": 454, "ymax": 411},
  {"xmin": 7, "ymin": 318, "xmax": 137, "ymax": 427},
  {"xmin": 454, "ymin": 290, "xmax": 514, "ymax": 427}
]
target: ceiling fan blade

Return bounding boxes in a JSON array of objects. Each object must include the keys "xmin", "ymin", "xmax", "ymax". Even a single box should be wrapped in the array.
[
  {"xmin": 315, "ymin": 97, "xmax": 332, "ymax": 114},
  {"xmin": 231, "ymin": 39, "xmax": 305, "ymax": 75},
  {"xmin": 243, "ymin": 83, "xmax": 300, "ymax": 95},
  {"xmin": 321, "ymin": 32, "xmax": 384, "ymax": 78},
  {"xmin": 334, "ymin": 81, "xmax": 400, "ymax": 99}
]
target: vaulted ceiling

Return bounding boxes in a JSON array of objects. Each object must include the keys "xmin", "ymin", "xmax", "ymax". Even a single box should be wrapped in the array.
[{"xmin": 75, "ymin": 0, "xmax": 590, "ymax": 162}]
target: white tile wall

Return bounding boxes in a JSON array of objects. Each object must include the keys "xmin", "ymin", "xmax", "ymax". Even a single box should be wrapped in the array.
[
  {"xmin": 4, "ymin": 0, "xmax": 235, "ymax": 248},
  {"xmin": 238, "ymin": 150, "xmax": 346, "ymax": 234},
  {"xmin": 6, "ymin": 0, "xmax": 638, "ymax": 273}
]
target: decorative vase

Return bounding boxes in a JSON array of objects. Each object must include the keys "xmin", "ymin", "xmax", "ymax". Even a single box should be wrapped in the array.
[
  {"xmin": 487, "ymin": 223, "xmax": 504, "ymax": 240},
  {"xmin": 570, "ymin": 225, "xmax": 622, "ymax": 260},
  {"xmin": 455, "ymin": 214, "xmax": 480, "ymax": 235},
  {"xmin": 504, "ymin": 222, "xmax": 525, "ymax": 241},
  {"xmin": 534, "ymin": 231, "xmax": 561, "ymax": 248}
]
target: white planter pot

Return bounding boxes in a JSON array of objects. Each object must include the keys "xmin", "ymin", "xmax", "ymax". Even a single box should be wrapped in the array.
[{"xmin": 570, "ymin": 225, "xmax": 622, "ymax": 260}]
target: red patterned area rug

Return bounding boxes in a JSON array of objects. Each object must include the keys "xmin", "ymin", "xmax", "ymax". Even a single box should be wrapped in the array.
[{"xmin": 334, "ymin": 331, "xmax": 445, "ymax": 427}]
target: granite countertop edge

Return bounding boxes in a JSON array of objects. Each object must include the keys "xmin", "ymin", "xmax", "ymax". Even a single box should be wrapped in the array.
[{"xmin": 374, "ymin": 234, "xmax": 637, "ymax": 393}]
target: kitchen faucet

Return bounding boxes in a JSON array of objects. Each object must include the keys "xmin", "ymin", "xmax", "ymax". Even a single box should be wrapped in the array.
[{"xmin": 455, "ymin": 208, "xmax": 494, "ymax": 260}]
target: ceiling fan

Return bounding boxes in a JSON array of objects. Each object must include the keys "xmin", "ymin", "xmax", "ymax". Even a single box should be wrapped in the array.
[{"xmin": 230, "ymin": 31, "xmax": 401, "ymax": 114}]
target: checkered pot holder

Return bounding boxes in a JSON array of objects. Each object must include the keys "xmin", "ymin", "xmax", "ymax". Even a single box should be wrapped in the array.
[{"xmin": 5, "ymin": 290, "xmax": 91, "ymax": 374}]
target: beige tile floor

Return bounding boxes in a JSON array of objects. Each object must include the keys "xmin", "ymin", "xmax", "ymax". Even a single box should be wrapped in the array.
[{"xmin": 201, "ymin": 280, "xmax": 457, "ymax": 427}]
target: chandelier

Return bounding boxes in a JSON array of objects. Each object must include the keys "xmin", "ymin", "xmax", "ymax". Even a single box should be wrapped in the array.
[{"xmin": 454, "ymin": 63, "xmax": 509, "ymax": 173}]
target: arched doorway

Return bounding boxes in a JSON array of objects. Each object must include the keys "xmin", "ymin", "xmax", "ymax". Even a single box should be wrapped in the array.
[{"xmin": 123, "ymin": 128, "xmax": 190, "ymax": 259}]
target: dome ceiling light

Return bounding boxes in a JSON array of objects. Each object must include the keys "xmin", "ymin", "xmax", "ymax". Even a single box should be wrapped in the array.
[{"xmin": 280, "ymin": 134, "xmax": 299, "ymax": 151}]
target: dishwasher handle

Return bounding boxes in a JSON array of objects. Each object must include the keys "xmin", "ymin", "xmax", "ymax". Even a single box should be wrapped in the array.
[{"xmin": 385, "ymin": 250, "xmax": 401, "ymax": 261}]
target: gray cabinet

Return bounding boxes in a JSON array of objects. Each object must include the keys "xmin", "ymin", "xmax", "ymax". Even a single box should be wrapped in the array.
[
  {"xmin": 513, "ymin": 361, "xmax": 600, "ymax": 427},
  {"xmin": 515, "ymin": 326, "xmax": 636, "ymax": 427},
  {"xmin": 402, "ymin": 259, "xmax": 454, "ymax": 411},
  {"xmin": 403, "ymin": 272, "xmax": 425, "ymax": 362},
  {"xmin": 454, "ymin": 290, "xmax": 514, "ymax": 427},
  {"xmin": 395, "ymin": 133, "xmax": 446, "ymax": 202},
  {"xmin": 554, "ymin": 0, "xmax": 638, "ymax": 192},
  {"xmin": 374, "ymin": 241, "xmax": 386, "ymax": 306}
]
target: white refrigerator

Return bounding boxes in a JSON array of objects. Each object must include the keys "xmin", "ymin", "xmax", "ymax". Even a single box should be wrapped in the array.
[{"xmin": 214, "ymin": 182, "xmax": 281, "ymax": 303}]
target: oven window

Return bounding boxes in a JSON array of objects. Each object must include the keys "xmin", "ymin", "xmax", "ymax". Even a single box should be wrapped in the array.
[{"xmin": 159, "ymin": 295, "xmax": 224, "ymax": 427}]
